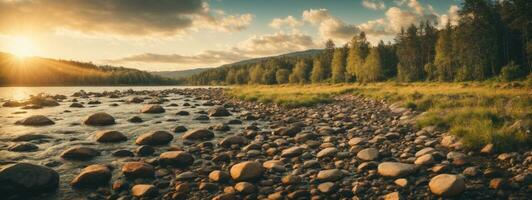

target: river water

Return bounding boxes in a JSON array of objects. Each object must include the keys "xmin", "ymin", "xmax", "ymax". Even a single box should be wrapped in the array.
[{"xmin": 0, "ymin": 86, "xmax": 251, "ymax": 199}]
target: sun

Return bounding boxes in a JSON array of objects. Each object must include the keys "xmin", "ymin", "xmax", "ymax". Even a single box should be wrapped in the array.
[{"xmin": 8, "ymin": 36, "xmax": 38, "ymax": 58}]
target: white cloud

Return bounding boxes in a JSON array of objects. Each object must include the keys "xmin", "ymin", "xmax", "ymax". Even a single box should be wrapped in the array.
[
  {"xmin": 438, "ymin": 5, "xmax": 460, "ymax": 28},
  {"xmin": 270, "ymin": 16, "xmax": 303, "ymax": 29},
  {"xmin": 233, "ymin": 31, "xmax": 318, "ymax": 56},
  {"xmin": 362, "ymin": 0, "xmax": 386, "ymax": 10},
  {"xmin": 302, "ymin": 9, "xmax": 360, "ymax": 42}
]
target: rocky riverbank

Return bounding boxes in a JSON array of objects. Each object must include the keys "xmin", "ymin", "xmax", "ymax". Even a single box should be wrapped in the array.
[{"xmin": 0, "ymin": 88, "xmax": 530, "ymax": 200}]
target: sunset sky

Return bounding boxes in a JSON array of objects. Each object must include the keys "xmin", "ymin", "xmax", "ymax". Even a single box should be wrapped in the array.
[{"xmin": 0, "ymin": 0, "xmax": 461, "ymax": 71}]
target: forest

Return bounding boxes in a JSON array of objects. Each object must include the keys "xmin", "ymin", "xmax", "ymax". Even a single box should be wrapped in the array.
[
  {"xmin": 187, "ymin": 0, "xmax": 531, "ymax": 85},
  {"xmin": 0, "ymin": 53, "xmax": 178, "ymax": 86}
]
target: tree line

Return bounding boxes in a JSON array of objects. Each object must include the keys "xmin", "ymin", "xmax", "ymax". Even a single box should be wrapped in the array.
[
  {"xmin": 188, "ymin": 0, "xmax": 530, "ymax": 85},
  {"xmin": 0, "ymin": 53, "xmax": 179, "ymax": 86}
]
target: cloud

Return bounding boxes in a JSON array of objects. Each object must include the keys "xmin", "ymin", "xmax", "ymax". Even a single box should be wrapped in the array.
[
  {"xmin": 110, "ymin": 50, "xmax": 250, "ymax": 66},
  {"xmin": 0, "ymin": 0, "xmax": 252, "ymax": 37},
  {"xmin": 111, "ymin": 31, "xmax": 318, "ymax": 67},
  {"xmin": 270, "ymin": 16, "xmax": 302, "ymax": 29},
  {"xmin": 302, "ymin": 9, "xmax": 360, "ymax": 41},
  {"xmin": 362, "ymin": 0, "xmax": 386, "ymax": 10},
  {"xmin": 233, "ymin": 31, "xmax": 319, "ymax": 56},
  {"xmin": 438, "ymin": 5, "xmax": 460, "ymax": 28}
]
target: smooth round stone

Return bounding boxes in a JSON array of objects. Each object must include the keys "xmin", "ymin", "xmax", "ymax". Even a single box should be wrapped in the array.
[
  {"xmin": 428, "ymin": 174, "xmax": 466, "ymax": 197},
  {"xmin": 281, "ymin": 146, "xmax": 305, "ymax": 158},
  {"xmin": 159, "ymin": 151, "xmax": 194, "ymax": 167},
  {"xmin": 209, "ymin": 170, "xmax": 230, "ymax": 182},
  {"xmin": 208, "ymin": 106, "xmax": 231, "ymax": 117},
  {"xmin": 70, "ymin": 164, "xmax": 111, "ymax": 188},
  {"xmin": 135, "ymin": 131, "xmax": 173, "ymax": 146},
  {"xmin": 131, "ymin": 184, "xmax": 157, "ymax": 197},
  {"xmin": 15, "ymin": 115, "xmax": 54, "ymax": 126},
  {"xmin": 60, "ymin": 147, "xmax": 100, "ymax": 160},
  {"xmin": 93, "ymin": 130, "xmax": 127, "ymax": 143},
  {"xmin": 122, "ymin": 162, "xmax": 155, "ymax": 179},
  {"xmin": 8, "ymin": 142, "xmax": 38, "ymax": 152},
  {"xmin": 348, "ymin": 137, "xmax": 366, "ymax": 146},
  {"xmin": 318, "ymin": 182, "xmax": 336, "ymax": 193},
  {"xmin": 181, "ymin": 129, "xmax": 214, "ymax": 140},
  {"xmin": 316, "ymin": 169, "xmax": 342, "ymax": 182},
  {"xmin": 357, "ymin": 148, "xmax": 379, "ymax": 161},
  {"xmin": 317, "ymin": 147, "xmax": 338, "ymax": 158},
  {"xmin": 140, "ymin": 104, "xmax": 165, "ymax": 113},
  {"xmin": 234, "ymin": 182, "xmax": 255, "ymax": 194},
  {"xmin": 0, "ymin": 163, "xmax": 59, "ymax": 195},
  {"xmin": 230, "ymin": 161, "xmax": 263, "ymax": 181},
  {"xmin": 83, "ymin": 112, "xmax": 115, "ymax": 126},
  {"xmin": 377, "ymin": 162, "xmax": 417, "ymax": 177},
  {"xmin": 414, "ymin": 154, "xmax": 434, "ymax": 165},
  {"xmin": 173, "ymin": 125, "xmax": 188, "ymax": 133}
]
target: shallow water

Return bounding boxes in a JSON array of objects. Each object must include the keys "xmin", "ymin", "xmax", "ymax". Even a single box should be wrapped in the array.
[{"xmin": 0, "ymin": 86, "xmax": 253, "ymax": 199}]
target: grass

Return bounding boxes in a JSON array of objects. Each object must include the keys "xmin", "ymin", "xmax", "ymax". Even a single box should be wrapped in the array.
[{"xmin": 228, "ymin": 82, "xmax": 531, "ymax": 152}]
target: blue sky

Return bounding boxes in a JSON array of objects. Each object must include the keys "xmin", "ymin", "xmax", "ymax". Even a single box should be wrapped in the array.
[{"xmin": 0, "ymin": 0, "xmax": 462, "ymax": 71}]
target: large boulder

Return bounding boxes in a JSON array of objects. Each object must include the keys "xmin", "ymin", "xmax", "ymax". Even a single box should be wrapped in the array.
[
  {"xmin": 140, "ymin": 105, "xmax": 165, "ymax": 114},
  {"xmin": 230, "ymin": 161, "xmax": 263, "ymax": 181},
  {"xmin": 135, "ymin": 131, "xmax": 173, "ymax": 146},
  {"xmin": 377, "ymin": 162, "xmax": 417, "ymax": 177},
  {"xmin": 208, "ymin": 106, "xmax": 231, "ymax": 117},
  {"xmin": 0, "ymin": 163, "xmax": 59, "ymax": 195},
  {"xmin": 181, "ymin": 129, "xmax": 214, "ymax": 140},
  {"xmin": 159, "ymin": 151, "xmax": 194, "ymax": 167},
  {"xmin": 93, "ymin": 130, "xmax": 127, "ymax": 143},
  {"xmin": 60, "ymin": 147, "xmax": 100, "ymax": 160},
  {"xmin": 83, "ymin": 112, "xmax": 115, "ymax": 126},
  {"xmin": 429, "ymin": 174, "xmax": 466, "ymax": 197},
  {"xmin": 70, "ymin": 164, "xmax": 111, "ymax": 188},
  {"xmin": 122, "ymin": 162, "xmax": 155, "ymax": 179},
  {"xmin": 15, "ymin": 115, "xmax": 54, "ymax": 126}
]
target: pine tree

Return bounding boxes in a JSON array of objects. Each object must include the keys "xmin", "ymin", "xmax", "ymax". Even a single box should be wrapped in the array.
[
  {"xmin": 289, "ymin": 59, "xmax": 311, "ymax": 84},
  {"xmin": 434, "ymin": 23, "xmax": 454, "ymax": 81},
  {"xmin": 249, "ymin": 65, "xmax": 264, "ymax": 84}
]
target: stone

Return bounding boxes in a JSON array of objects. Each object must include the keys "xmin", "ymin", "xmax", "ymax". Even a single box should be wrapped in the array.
[
  {"xmin": 209, "ymin": 170, "xmax": 230, "ymax": 182},
  {"xmin": 208, "ymin": 106, "xmax": 231, "ymax": 117},
  {"xmin": 131, "ymin": 184, "xmax": 157, "ymax": 197},
  {"xmin": 441, "ymin": 135, "xmax": 460, "ymax": 148},
  {"xmin": 15, "ymin": 115, "xmax": 54, "ymax": 126},
  {"xmin": 377, "ymin": 162, "xmax": 417, "ymax": 177},
  {"xmin": 281, "ymin": 146, "xmax": 305, "ymax": 158},
  {"xmin": 176, "ymin": 171, "xmax": 197, "ymax": 180},
  {"xmin": 281, "ymin": 175, "xmax": 301, "ymax": 185},
  {"xmin": 60, "ymin": 147, "xmax": 100, "ymax": 160},
  {"xmin": 122, "ymin": 162, "xmax": 155, "ymax": 179},
  {"xmin": 0, "ymin": 163, "xmax": 59, "ymax": 195},
  {"xmin": 219, "ymin": 135, "xmax": 248, "ymax": 147},
  {"xmin": 8, "ymin": 142, "xmax": 38, "ymax": 152},
  {"xmin": 316, "ymin": 169, "xmax": 343, "ymax": 182},
  {"xmin": 230, "ymin": 161, "xmax": 263, "ymax": 181},
  {"xmin": 348, "ymin": 137, "xmax": 366, "ymax": 146},
  {"xmin": 383, "ymin": 192, "xmax": 402, "ymax": 200},
  {"xmin": 489, "ymin": 178, "xmax": 508, "ymax": 189},
  {"xmin": 428, "ymin": 174, "xmax": 465, "ymax": 197},
  {"xmin": 181, "ymin": 129, "xmax": 214, "ymax": 140},
  {"xmin": 135, "ymin": 131, "xmax": 173, "ymax": 145},
  {"xmin": 83, "ymin": 112, "xmax": 115, "ymax": 126},
  {"xmin": 357, "ymin": 148, "xmax": 379, "ymax": 161},
  {"xmin": 176, "ymin": 111, "xmax": 190, "ymax": 116},
  {"xmin": 70, "ymin": 102, "xmax": 84, "ymax": 108},
  {"xmin": 93, "ymin": 130, "xmax": 127, "ymax": 143},
  {"xmin": 140, "ymin": 104, "xmax": 165, "ymax": 113},
  {"xmin": 136, "ymin": 145, "xmax": 155, "ymax": 156},
  {"xmin": 394, "ymin": 178, "xmax": 408, "ymax": 187},
  {"xmin": 112, "ymin": 150, "xmax": 134, "ymax": 157},
  {"xmin": 318, "ymin": 182, "xmax": 336, "ymax": 193},
  {"xmin": 317, "ymin": 147, "xmax": 338, "ymax": 158},
  {"xmin": 415, "ymin": 147, "xmax": 435, "ymax": 157},
  {"xmin": 128, "ymin": 116, "xmax": 143, "ymax": 123},
  {"xmin": 234, "ymin": 182, "xmax": 255, "ymax": 194},
  {"xmin": 70, "ymin": 164, "xmax": 111, "ymax": 188},
  {"xmin": 127, "ymin": 97, "xmax": 144, "ymax": 103},
  {"xmin": 462, "ymin": 167, "xmax": 478, "ymax": 177},
  {"xmin": 263, "ymin": 160, "xmax": 285, "ymax": 171},
  {"xmin": 213, "ymin": 193, "xmax": 237, "ymax": 200},
  {"xmin": 159, "ymin": 151, "xmax": 194, "ymax": 167},
  {"xmin": 414, "ymin": 154, "xmax": 434, "ymax": 165},
  {"xmin": 173, "ymin": 125, "xmax": 187, "ymax": 133},
  {"xmin": 480, "ymin": 144, "xmax": 494, "ymax": 154}
]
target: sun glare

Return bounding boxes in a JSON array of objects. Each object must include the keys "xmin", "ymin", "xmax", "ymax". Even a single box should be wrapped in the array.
[{"xmin": 8, "ymin": 36, "xmax": 38, "ymax": 58}]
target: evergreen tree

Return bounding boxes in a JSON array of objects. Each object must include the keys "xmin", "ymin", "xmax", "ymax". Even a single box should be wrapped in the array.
[
  {"xmin": 347, "ymin": 32, "xmax": 369, "ymax": 81},
  {"xmin": 289, "ymin": 59, "xmax": 311, "ymax": 84},
  {"xmin": 434, "ymin": 23, "xmax": 455, "ymax": 81},
  {"xmin": 249, "ymin": 65, "xmax": 264, "ymax": 84},
  {"xmin": 360, "ymin": 47, "xmax": 383, "ymax": 82}
]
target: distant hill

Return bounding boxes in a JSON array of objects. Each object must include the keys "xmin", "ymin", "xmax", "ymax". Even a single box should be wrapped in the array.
[
  {"xmin": 220, "ymin": 49, "xmax": 323, "ymax": 67},
  {"xmin": 151, "ymin": 68, "xmax": 210, "ymax": 79},
  {"xmin": 0, "ymin": 52, "xmax": 179, "ymax": 86}
]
